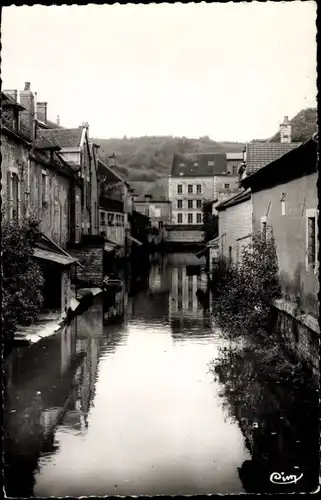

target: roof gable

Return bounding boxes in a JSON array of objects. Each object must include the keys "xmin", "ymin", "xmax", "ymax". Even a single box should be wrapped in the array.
[
  {"xmin": 171, "ymin": 153, "xmax": 227, "ymax": 177},
  {"xmin": 246, "ymin": 142, "xmax": 301, "ymax": 175}
]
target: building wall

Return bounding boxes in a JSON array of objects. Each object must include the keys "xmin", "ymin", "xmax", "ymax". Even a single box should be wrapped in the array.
[
  {"xmin": 218, "ymin": 197, "xmax": 253, "ymax": 264},
  {"xmin": 252, "ymin": 172, "xmax": 318, "ymax": 317},
  {"xmin": 70, "ymin": 246, "xmax": 104, "ymax": 287},
  {"xmin": 134, "ymin": 201, "xmax": 171, "ymax": 222},
  {"xmin": 227, "ymin": 158, "xmax": 243, "ymax": 176},
  {"xmin": 169, "ymin": 176, "xmax": 214, "ymax": 225},
  {"xmin": 99, "ymin": 209, "xmax": 126, "ymax": 249},
  {"xmin": 214, "ymin": 174, "xmax": 240, "ymax": 201},
  {"xmin": 91, "ymin": 150, "xmax": 99, "ymax": 236},
  {"xmin": 165, "ymin": 227, "xmax": 203, "ymax": 243},
  {"xmin": 30, "ymin": 161, "xmax": 70, "ymax": 248},
  {"xmin": 1, "ymin": 133, "xmax": 29, "ymax": 220}
]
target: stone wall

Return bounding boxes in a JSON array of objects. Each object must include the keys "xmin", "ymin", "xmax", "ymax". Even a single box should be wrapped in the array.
[
  {"xmin": 70, "ymin": 246, "xmax": 104, "ymax": 287},
  {"xmin": 274, "ymin": 298, "xmax": 319, "ymax": 379}
]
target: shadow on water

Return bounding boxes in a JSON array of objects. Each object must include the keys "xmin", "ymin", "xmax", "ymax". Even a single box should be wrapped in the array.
[
  {"xmin": 212, "ymin": 337, "xmax": 319, "ymax": 494},
  {"xmin": 3, "ymin": 299, "xmax": 104, "ymax": 498}
]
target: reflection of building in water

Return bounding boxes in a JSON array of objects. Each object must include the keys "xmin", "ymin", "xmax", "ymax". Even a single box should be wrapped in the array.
[
  {"xmin": 63, "ymin": 334, "xmax": 101, "ymax": 431},
  {"xmin": 60, "ymin": 321, "xmax": 77, "ymax": 376},
  {"xmin": 103, "ymin": 288, "xmax": 127, "ymax": 323},
  {"xmin": 148, "ymin": 258, "xmax": 171, "ymax": 293},
  {"xmin": 169, "ymin": 265, "xmax": 207, "ymax": 319}
]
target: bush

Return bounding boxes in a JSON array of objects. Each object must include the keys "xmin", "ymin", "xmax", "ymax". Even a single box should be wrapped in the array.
[
  {"xmin": 213, "ymin": 229, "xmax": 281, "ymax": 338},
  {"xmin": 2, "ymin": 217, "xmax": 45, "ymax": 354}
]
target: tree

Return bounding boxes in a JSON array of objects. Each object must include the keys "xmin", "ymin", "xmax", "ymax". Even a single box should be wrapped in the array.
[
  {"xmin": 213, "ymin": 229, "xmax": 281, "ymax": 338},
  {"xmin": 2, "ymin": 216, "xmax": 45, "ymax": 356}
]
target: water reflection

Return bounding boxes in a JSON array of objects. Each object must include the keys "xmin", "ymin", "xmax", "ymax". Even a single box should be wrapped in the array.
[
  {"xmin": 213, "ymin": 340, "xmax": 319, "ymax": 493},
  {"xmin": 4, "ymin": 254, "xmax": 251, "ymax": 497}
]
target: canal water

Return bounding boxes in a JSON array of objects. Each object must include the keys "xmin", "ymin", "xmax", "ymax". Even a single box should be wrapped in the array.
[{"xmin": 3, "ymin": 253, "xmax": 319, "ymax": 496}]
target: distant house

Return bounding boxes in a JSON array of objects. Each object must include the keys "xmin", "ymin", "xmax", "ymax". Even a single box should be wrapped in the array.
[
  {"xmin": 226, "ymin": 152, "xmax": 244, "ymax": 176},
  {"xmin": 169, "ymin": 153, "xmax": 237, "ymax": 224},
  {"xmin": 242, "ymin": 136, "xmax": 318, "ymax": 321},
  {"xmin": 134, "ymin": 177, "xmax": 171, "ymax": 225}
]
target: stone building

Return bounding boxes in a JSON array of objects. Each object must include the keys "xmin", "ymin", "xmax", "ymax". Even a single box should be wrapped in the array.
[{"xmin": 1, "ymin": 87, "xmax": 81, "ymax": 316}]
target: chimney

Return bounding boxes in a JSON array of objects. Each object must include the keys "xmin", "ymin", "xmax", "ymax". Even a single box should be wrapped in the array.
[
  {"xmin": 108, "ymin": 153, "xmax": 117, "ymax": 168},
  {"xmin": 3, "ymin": 89, "xmax": 18, "ymax": 102},
  {"xmin": 36, "ymin": 102, "xmax": 47, "ymax": 123},
  {"xmin": 280, "ymin": 115, "xmax": 292, "ymax": 144},
  {"xmin": 19, "ymin": 81, "xmax": 35, "ymax": 139}
]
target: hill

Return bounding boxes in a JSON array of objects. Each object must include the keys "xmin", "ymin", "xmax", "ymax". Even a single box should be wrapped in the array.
[
  {"xmin": 268, "ymin": 108, "xmax": 317, "ymax": 143},
  {"xmin": 94, "ymin": 135, "xmax": 245, "ymax": 182}
]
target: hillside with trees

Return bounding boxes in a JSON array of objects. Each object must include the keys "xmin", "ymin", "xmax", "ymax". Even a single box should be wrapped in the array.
[{"xmin": 95, "ymin": 135, "xmax": 245, "ymax": 182}]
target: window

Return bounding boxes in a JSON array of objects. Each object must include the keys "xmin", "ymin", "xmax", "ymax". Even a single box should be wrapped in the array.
[
  {"xmin": 177, "ymin": 184, "xmax": 183, "ymax": 194},
  {"xmin": 196, "ymin": 200, "xmax": 202, "ymax": 209},
  {"xmin": 260, "ymin": 216, "xmax": 267, "ymax": 238},
  {"xmin": 232, "ymin": 165, "xmax": 237, "ymax": 176},
  {"xmin": 188, "ymin": 300, "xmax": 193, "ymax": 311},
  {"xmin": 177, "ymin": 200, "xmax": 183, "ymax": 209},
  {"xmin": 188, "ymin": 200, "xmax": 193, "ymax": 209},
  {"xmin": 154, "ymin": 208, "xmax": 161, "ymax": 217},
  {"xmin": 188, "ymin": 185, "xmax": 193, "ymax": 194},
  {"xmin": 178, "ymin": 269, "xmax": 183, "ymax": 281},
  {"xmin": 197, "ymin": 184, "xmax": 202, "ymax": 194},
  {"xmin": 42, "ymin": 172, "xmax": 48, "ymax": 205},
  {"xmin": 145, "ymin": 207, "xmax": 149, "ymax": 217},
  {"xmin": 197, "ymin": 213, "xmax": 202, "ymax": 224},
  {"xmin": 208, "ymin": 160, "xmax": 214, "ymax": 166},
  {"xmin": 306, "ymin": 209, "xmax": 318, "ymax": 273},
  {"xmin": 179, "ymin": 163, "xmax": 185, "ymax": 168},
  {"xmin": 100, "ymin": 211, "xmax": 106, "ymax": 225},
  {"xmin": 224, "ymin": 184, "xmax": 230, "ymax": 189},
  {"xmin": 11, "ymin": 173, "xmax": 19, "ymax": 219},
  {"xmin": 177, "ymin": 213, "xmax": 183, "ymax": 224},
  {"xmin": 229, "ymin": 246, "xmax": 232, "ymax": 263},
  {"xmin": 108, "ymin": 213, "xmax": 114, "ymax": 226},
  {"xmin": 188, "ymin": 213, "xmax": 193, "ymax": 224},
  {"xmin": 193, "ymin": 162, "xmax": 198, "ymax": 167}
]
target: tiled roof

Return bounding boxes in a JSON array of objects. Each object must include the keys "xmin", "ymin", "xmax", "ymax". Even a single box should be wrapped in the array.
[
  {"xmin": 242, "ymin": 138, "xmax": 317, "ymax": 191},
  {"xmin": 136, "ymin": 178, "xmax": 169, "ymax": 202},
  {"xmin": 245, "ymin": 142, "xmax": 301, "ymax": 175},
  {"xmin": 36, "ymin": 128, "xmax": 83, "ymax": 148},
  {"xmin": 171, "ymin": 153, "xmax": 227, "ymax": 177},
  {"xmin": 35, "ymin": 129, "xmax": 61, "ymax": 150}
]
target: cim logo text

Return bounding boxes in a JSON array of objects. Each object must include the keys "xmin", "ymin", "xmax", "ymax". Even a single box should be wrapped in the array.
[{"xmin": 270, "ymin": 472, "xmax": 303, "ymax": 485}]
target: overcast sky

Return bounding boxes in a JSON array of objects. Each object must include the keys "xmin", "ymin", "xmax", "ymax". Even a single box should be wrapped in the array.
[{"xmin": 2, "ymin": 2, "xmax": 317, "ymax": 142}]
